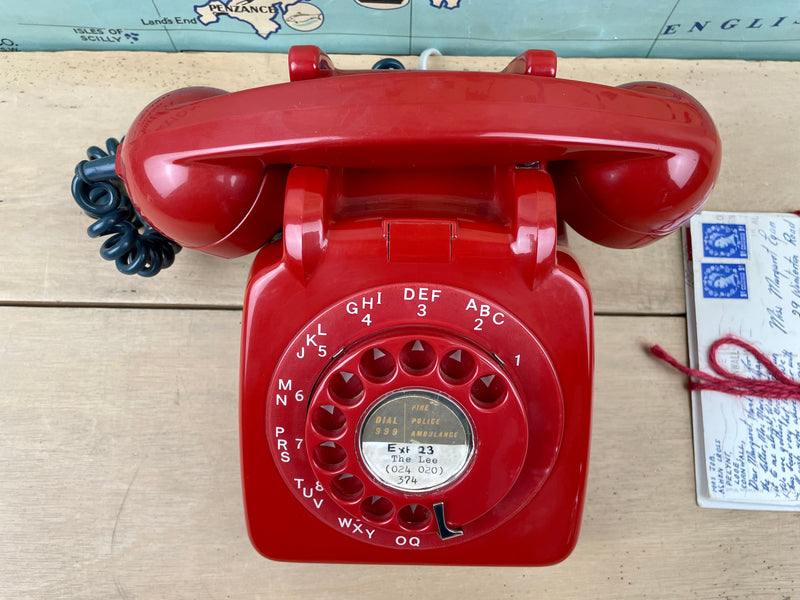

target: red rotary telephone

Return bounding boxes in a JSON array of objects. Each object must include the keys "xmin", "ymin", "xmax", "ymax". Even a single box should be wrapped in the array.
[{"xmin": 77, "ymin": 46, "xmax": 720, "ymax": 565}]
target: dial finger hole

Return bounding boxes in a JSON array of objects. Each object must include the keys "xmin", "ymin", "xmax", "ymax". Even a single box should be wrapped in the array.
[
  {"xmin": 470, "ymin": 374, "xmax": 507, "ymax": 409},
  {"xmin": 311, "ymin": 404, "xmax": 347, "ymax": 437},
  {"xmin": 360, "ymin": 495, "xmax": 395, "ymax": 523},
  {"xmin": 398, "ymin": 504, "xmax": 432, "ymax": 531},
  {"xmin": 329, "ymin": 473, "xmax": 365, "ymax": 502},
  {"xmin": 399, "ymin": 340, "xmax": 436, "ymax": 375},
  {"xmin": 328, "ymin": 371, "xmax": 364, "ymax": 406},
  {"xmin": 360, "ymin": 347, "xmax": 396, "ymax": 382},
  {"xmin": 312, "ymin": 441, "xmax": 347, "ymax": 472},
  {"xmin": 439, "ymin": 349, "xmax": 476, "ymax": 384}
]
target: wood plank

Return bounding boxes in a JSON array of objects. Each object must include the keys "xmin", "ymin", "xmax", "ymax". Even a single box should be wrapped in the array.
[
  {"xmin": 1, "ymin": 52, "xmax": 798, "ymax": 313},
  {"xmin": 2, "ymin": 307, "xmax": 799, "ymax": 598}
]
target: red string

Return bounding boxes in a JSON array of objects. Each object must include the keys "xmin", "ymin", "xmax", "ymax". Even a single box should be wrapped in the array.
[{"xmin": 649, "ymin": 335, "xmax": 800, "ymax": 400}]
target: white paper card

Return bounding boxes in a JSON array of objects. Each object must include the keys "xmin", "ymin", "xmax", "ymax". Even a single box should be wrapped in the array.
[{"xmin": 685, "ymin": 211, "xmax": 800, "ymax": 509}]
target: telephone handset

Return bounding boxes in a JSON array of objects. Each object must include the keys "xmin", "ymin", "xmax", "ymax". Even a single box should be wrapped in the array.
[{"xmin": 76, "ymin": 47, "xmax": 720, "ymax": 564}]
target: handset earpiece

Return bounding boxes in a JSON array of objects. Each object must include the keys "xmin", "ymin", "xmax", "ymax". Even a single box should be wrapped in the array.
[
  {"xmin": 550, "ymin": 82, "xmax": 721, "ymax": 249},
  {"xmin": 116, "ymin": 86, "xmax": 289, "ymax": 259}
]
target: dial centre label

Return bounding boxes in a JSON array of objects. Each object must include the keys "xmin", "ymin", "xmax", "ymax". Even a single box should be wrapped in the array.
[{"xmin": 359, "ymin": 388, "xmax": 473, "ymax": 492}]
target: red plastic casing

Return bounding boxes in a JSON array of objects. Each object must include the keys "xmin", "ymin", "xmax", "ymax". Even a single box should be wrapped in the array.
[
  {"xmin": 240, "ymin": 163, "xmax": 591, "ymax": 565},
  {"xmin": 113, "ymin": 47, "xmax": 721, "ymax": 565}
]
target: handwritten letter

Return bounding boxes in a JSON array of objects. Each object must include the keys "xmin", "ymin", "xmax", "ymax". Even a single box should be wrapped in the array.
[{"xmin": 689, "ymin": 212, "xmax": 800, "ymax": 508}]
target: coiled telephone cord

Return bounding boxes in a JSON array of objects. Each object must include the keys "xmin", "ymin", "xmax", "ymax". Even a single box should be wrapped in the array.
[{"xmin": 71, "ymin": 138, "xmax": 181, "ymax": 277}]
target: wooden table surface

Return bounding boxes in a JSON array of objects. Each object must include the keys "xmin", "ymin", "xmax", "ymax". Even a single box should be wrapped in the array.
[{"xmin": 1, "ymin": 51, "xmax": 799, "ymax": 599}]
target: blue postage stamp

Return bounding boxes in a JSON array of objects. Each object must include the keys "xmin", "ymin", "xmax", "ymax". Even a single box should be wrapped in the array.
[
  {"xmin": 701, "ymin": 263, "xmax": 748, "ymax": 299},
  {"xmin": 702, "ymin": 223, "xmax": 748, "ymax": 258}
]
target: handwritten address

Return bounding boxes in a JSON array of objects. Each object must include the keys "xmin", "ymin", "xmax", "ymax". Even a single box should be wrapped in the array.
[{"xmin": 758, "ymin": 218, "xmax": 800, "ymax": 334}]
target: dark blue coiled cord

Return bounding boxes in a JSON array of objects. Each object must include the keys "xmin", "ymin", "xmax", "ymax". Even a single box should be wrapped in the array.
[
  {"xmin": 71, "ymin": 138, "xmax": 181, "ymax": 277},
  {"xmin": 372, "ymin": 57, "xmax": 405, "ymax": 70}
]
